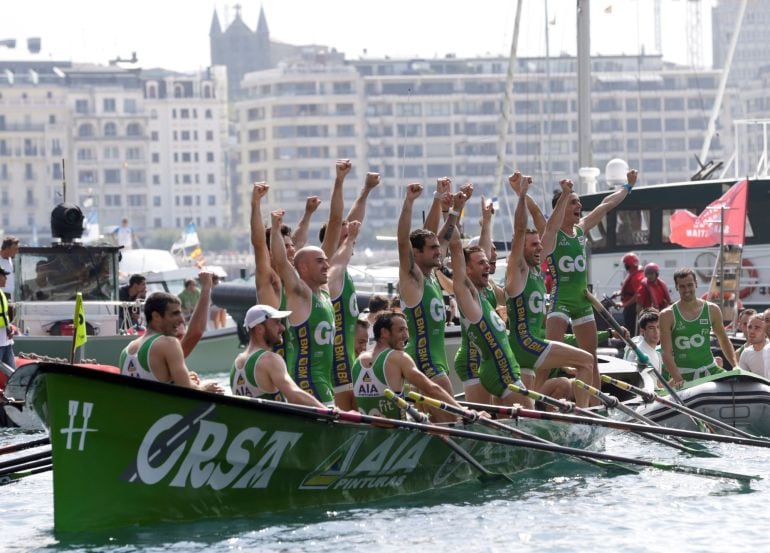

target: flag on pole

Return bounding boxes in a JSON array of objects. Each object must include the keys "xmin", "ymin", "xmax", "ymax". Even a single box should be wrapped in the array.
[
  {"xmin": 668, "ymin": 179, "xmax": 749, "ymax": 248},
  {"xmin": 170, "ymin": 222, "xmax": 200, "ymax": 253},
  {"xmin": 70, "ymin": 292, "xmax": 87, "ymax": 363}
]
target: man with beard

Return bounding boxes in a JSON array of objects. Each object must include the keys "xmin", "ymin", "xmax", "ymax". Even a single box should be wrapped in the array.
[
  {"xmin": 506, "ymin": 175, "xmax": 594, "ymax": 407},
  {"xmin": 271, "ymin": 209, "xmax": 361, "ymax": 406},
  {"xmin": 230, "ymin": 304, "xmax": 327, "ymax": 407},
  {"xmin": 352, "ymin": 310, "xmax": 463, "ymax": 419},
  {"xmin": 660, "ymin": 268, "xmax": 737, "ymax": 385}
]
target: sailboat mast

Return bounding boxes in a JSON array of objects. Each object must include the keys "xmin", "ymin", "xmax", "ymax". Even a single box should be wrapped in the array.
[{"xmin": 577, "ymin": 0, "xmax": 592, "ymax": 172}]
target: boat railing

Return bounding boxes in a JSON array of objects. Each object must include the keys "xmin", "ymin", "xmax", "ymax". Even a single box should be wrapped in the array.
[{"xmin": 12, "ymin": 300, "xmax": 144, "ymax": 337}]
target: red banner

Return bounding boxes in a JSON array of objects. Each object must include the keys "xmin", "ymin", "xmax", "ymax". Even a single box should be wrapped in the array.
[{"xmin": 668, "ymin": 179, "xmax": 749, "ymax": 248}]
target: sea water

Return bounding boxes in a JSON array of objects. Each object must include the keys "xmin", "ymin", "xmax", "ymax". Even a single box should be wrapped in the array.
[{"xmin": 3, "ymin": 372, "xmax": 770, "ymax": 553}]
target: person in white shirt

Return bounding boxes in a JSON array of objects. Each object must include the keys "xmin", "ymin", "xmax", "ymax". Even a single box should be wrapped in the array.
[
  {"xmin": 739, "ymin": 314, "xmax": 768, "ymax": 377},
  {"xmin": 112, "ymin": 218, "xmax": 138, "ymax": 250},
  {"xmin": 0, "ymin": 236, "xmax": 19, "ymax": 299},
  {"xmin": 624, "ymin": 308, "xmax": 663, "ymax": 372}
]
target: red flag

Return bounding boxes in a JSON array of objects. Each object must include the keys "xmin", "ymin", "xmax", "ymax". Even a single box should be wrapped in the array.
[{"xmin": 668, "ymin": 179, "xmax": 749, "ymax": 248}]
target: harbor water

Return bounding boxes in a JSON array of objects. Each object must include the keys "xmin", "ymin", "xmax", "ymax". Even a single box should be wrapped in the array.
[{"xmin": 3, "ymin": 371, "xmax": 770, "ymax": 553}]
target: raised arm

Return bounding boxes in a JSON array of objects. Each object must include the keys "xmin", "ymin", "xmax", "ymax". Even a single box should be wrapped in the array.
[
  {"xmin": 346, "ymin": 172, "xmax": 380, "ymax": 225},
  {"xmin": 397, "ymin": 183, "xmax": 424, "ymax": 285},
  {"xmin": 541, "ymin": 179, "xmax": 572, "ymax": 256},
  {"xmin": 424, "ymin": 177, "xmax": 451, "ymax": 234},
  {"xmin": 437, "ymin": 183, "xmax": 472, "ymax": 254},
  {"xmin": 509, "ymin": 171, "xmax": 546, "ymax": 236},
  {"xmin": 448, "ymin": 192, "xmax": 478, "ymax": 321},
  {"xmin": 321, "ymin": 159, "xmax": 351, "ymax": 258},
  {"xmin": 292, "ymin": 196, "xmax": 321, "ymax": 249},
  {"xmin": 250, "ymin": 182, "xmax": 280, "ymax": 307},
  {"xmin": 180, "ymin": 271, "xmax": 213, "ymax": 357},
  {"xmin": 579, "ymin": 169, "xmax": 637, "ymax": 233},
  {"xmin": 328, "ymin": 220, "xmax": 361, "ymax": 298},
  {"xmin": 478, "ymin": 195, "xmax": 494, "ymax": 260},
  {"xmin": 505, "ymin": 176, "xmax": 532, "ymax": 297},
  {"xmin": 270, "ymin": 209, "xmax": 304, "ymax": 296}
]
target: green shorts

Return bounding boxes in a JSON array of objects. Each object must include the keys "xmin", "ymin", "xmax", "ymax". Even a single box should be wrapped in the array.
[{"xmin": 547, "ymin": 295, "xmax": 595, "ymax": 326}]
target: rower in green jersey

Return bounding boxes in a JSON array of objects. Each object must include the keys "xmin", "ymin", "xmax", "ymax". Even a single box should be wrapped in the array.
[
  {"xmin": 545, "ymin": 167, "xmax": 639, "ymax": 397},
  {"xmin": 230, "ymin": 304, "xmax": 326, "ymax": 408},
  {"xmin": 660, "ymin": 268, "xmax": 737, "ymax": 386},
  {"xmin": 397, "ymin": 181, "xmax": 464, "ymax": 408},
  {"xmin": 505, "ymin": 174, "xmax": 594, "ymax": 407},
  {"xmin": 318, "ymin": 165, "xmax": 380, "ymax": 410},
  {"xmin": 353, "ymin": 310, "xmax": 464, "ymax": 419},
  {"xmin": 446, "ymin": 190, "xmax": 532, "ymax": 408}
]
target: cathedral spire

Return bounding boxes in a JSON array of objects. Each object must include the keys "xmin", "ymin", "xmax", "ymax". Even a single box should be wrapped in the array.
[
  {"xmin": 256, "ymin": 5, "xmax": 269, "ymax": 37},
  {"xmin": 209, "ymin": 9, "xmax": 222, "ymax": 36}
]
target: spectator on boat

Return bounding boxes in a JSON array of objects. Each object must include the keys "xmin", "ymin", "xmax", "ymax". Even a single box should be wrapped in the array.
[
  {"xmin": 119, "ymin": 274, "xmax": 147, "ymax": 331},
  {"xmin": 546, "ymin": 168, "xmax": 638, "ymax": 402},
  {"xmin": 617, "ymin": 252, "xmax": 644, "ymax": 334},
  {"xmin": 354, "ymin": 318, "xmax": 370, "ymax": 358},
  {"xmin": 317, "ymin": 161, "xmax": 380, "ymax": 410},
  {"xmin": 230, "ymin": 304, "xmax": 326, "ymax": 407},
  {"xmin": 177, "ymin": 278, "xmax": 200, "ymax": 322},
  {"xmin": 0, "ymin": 267, "xmax": 16, "ymax": 370},
  {"xmin": 0, "ymin": 236, "xmax": 19, "ymax": 300},
  {"xmin": 397, "ymin": 180, "xmax": 463, "ymax": 401},
  {"xmin": 20, "ymin": 260, "xmax": 51, "ymax": 301},
  {"xmin": 118, "ymin": 291, "xmax": 223, "ymax": 393},
  {"xmin": 660, "ymin": 268, "xmax": 737, "ymax": 386},
  {"xmin": 732, "ymin": 308, "xmax": 756, "ymax": 357},
  {"xmin": 270, "ymin": 209, "xmax": 360, "ymax": 407},
  {"xmin": 112, "ymin": 217, "xmax": 139, "ymax": 250},
  {"xmin": 624, "ymin": 308, "xmax": 663, "ymax": 373},
  {"xmin": 208, "ymin": 274, "xmax": 227, "ymax": 330},
  {"xmin": 506, "ymin": 175, "xmax": 594, "ymax": 407},
  {"xmin": 447, "ymin": 190, "xmax": 533, "ymax": 409},
  {"xmin": 636, "ymin": 263, "xmax": 672, "ymax": 314},
  {"xmin": 352, "ymin": 310, "xmax": 463, "ymax": 420},
  {"xmin": 738, "ymin": 314, "xmax": 768, "ymax": 377}
]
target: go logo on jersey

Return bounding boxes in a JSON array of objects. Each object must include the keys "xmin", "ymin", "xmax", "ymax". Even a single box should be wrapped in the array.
[
  {"xmin": 674, "ymin": 334, "xmax": 706, "ymax": 350},
  {"xmin": 491, "ymin": 311, "xmax": 506, "ymax": 332},
  {"xmin": 558, "ymin": 255, "xmax": 586, "ymax": 273},
  {"xmin": 349, "ymin": 294, "xmax": 359, "ymax": 317},
  {"xmin": 528, "ymin": 291, "xmax": 546, "ymax": 314},
  {"xmin": 429, "ymin": 298, "xmax": 445, "ymax": 322},
  {"xmin": 314, "ymin": 321, "xmax": 334, "ymax": 345}
]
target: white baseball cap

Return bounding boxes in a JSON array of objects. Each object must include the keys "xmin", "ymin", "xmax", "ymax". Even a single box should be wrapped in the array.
[{"xmin": 244, "ymin": 304, "xmax": 292, "ymax": 328}]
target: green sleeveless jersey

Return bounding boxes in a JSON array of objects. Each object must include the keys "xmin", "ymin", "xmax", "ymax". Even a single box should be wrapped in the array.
[
  {"xmin": 403, "ymin": 273, "xmax": 448, "ymax": 379},
  {"xmin": 508, "ymin": 267, "xmax": 548, "ymax": 341},
  {"xmin": 547, "ymin": 226, "xmax": 588, "ymax": 301},
  {"xmin": 273, "ymin": 287, "xmax": 292, "ymax": 362},
  {"xmin": 454, "ymin": 286, "xmax": 496, "ymax": 382},
  {"xmin": 120, "ymin": 334, "xmax": 164, "ymax": 382},
  {"xmin": 351, "ymin": 348, "xmax": 403, "ymax": 419},
  {"xmin": 671, "ymin": 302, "xmax": 721, "ymax": 381},
  {"xmin": 230, "ymin": 348, "xmax": 281, "ymax": 400},
  {"xmin": 286, "ymin": 289, "xmax": 335, "ymax": 404},
  {"xmin": 331, "ymin": 271, "xmax": 359, "ymax": 389}
]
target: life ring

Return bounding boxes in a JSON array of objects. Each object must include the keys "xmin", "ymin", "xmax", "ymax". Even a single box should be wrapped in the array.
[{"xmin": 739, "ymin": 258, "xmax": 758, "ymax": 300}]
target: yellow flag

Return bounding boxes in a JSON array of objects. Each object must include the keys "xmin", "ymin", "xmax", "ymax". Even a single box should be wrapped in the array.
[{"xmin": 74, "ymin": 292, "xmax": 87, "ymax": 349}]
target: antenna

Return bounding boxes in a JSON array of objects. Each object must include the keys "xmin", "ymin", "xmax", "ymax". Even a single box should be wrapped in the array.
[{"xmin": 61, "ymin": 158, "xmax": 66, "ymax": 203}]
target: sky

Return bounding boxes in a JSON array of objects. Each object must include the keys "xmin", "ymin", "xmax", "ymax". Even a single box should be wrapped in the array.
[{"xmin": 1, "ymin": 0, "xmax": 715, "ymax": 71}]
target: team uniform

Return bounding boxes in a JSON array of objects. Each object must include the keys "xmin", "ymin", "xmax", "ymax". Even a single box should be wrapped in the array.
[
  {"xmin": 453, "ymin": 286, "xmax": 496, "ymax": 385},
  {"xmin": 119, "ymin": 334, "xmax": 163, "ymax": 382},
  {"xmin": 668, "ymin": 302, "xmax": 723, "ymax": 382},
  {"xmin": 402, "ymin": 273, "xmax": 449, "ymax": 380},
  {"xmin": 507, "ymin": 267, "xmax": 553, "ymax": 378},
  {"xmin": 331, "ymin": 271, "xmax": 358, "ymax": 393},
  {"xmin": 460, "ymin": 290, "xmax": 522, "ymax": 398},
  {"xmin": 229, "ymin": 348, "xmax": 282, "ymax": 400},
  {"xmin": 351, "ymin": 348, "xmax": 404, "ymax": 419},
  {"xmin": 285, "ymin": 290, "xmax": 336, "ymax": 404},
  {"xmin": 273, "ymin": 288, "xmax": 291, "ymax": 360},
  {"xmin": 546, "ymin": 227, "xmax": 594, "ymax": 325}
]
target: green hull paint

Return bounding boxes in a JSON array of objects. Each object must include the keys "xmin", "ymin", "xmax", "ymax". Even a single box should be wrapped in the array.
[
  {"xmin": 14, "ymin": 328, "xmax": 239, "ymax": 374},
  {"xmin": 29, "ymin": 363, "xmax": 602, "ymax": 533}
]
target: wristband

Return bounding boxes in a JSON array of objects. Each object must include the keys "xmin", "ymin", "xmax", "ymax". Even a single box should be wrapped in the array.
[
  {"xmin": 448, "ymin": 208, "xmax": 460, "ymax": 217},
  {"xmin": 623, "ymin": 183, "xmax": 633, "ymax": 194}
]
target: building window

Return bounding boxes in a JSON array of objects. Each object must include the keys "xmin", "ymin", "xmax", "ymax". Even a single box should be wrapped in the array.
[
  {"xmin": 206, "ymin": 152, "xmax": 215, "ymax": 162},
  {"xmin": 152, "ymin": 175, "xmax": 160, "ymax": 185},
  {"xmin": 153, "ymin": 196, "xmax": 161, "ymax": 206},
  {"xmin": 104, "ymin": 169, "xmax": 121, "ymax": 184},
  {"xmin": 205, "ymin": 109, "xmax": 212, "ymax": 119},
  {"xmin": 78, "ymin": 123, "xmax": 94, "ymax": 137},
  {"xmin": 207, "ymin": 173, "xmax": 215, "ymax": 184},
  {"xmin": 124, "ymin": 99, "xmax": 137, "ymax": 113},
  {"xmin": 75, "ymin": 99, "xmax": 89, "ymax": 114},
  {"xmin": 205, "ymin": 130, "xmax": 214, "ymax": 141},
  {"xmin": 127, "ymin": 170, "xmax": 145, "ymax": 184},
  {"xmin": 104, "ymin": 122, "xmax": 117, "ymax": 137},
  {"xmin": 103, "ymin": 98, "xmax": 116, "ymax": 112},
  {"xmin": 126, "ymin": 123, "xmax": 142, "ymax": 137}
]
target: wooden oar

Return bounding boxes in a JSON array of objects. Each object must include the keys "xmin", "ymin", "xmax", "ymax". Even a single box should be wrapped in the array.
[
  {"xmin": 249, "ymin": 398, "xmax": 758, "ymax": 484},
  {"xmin": 383, "ymin": 389, "xmax": 514, "ymax": 484},
  {"xmin": 0, "ymin": 437, "xmax": 50, "ymax": 456},
  {"xmin": 406, "ymin": 390, "xmax": 638, "ymax": 475},
  {"xmin": 573, "ymin": 379, "xmax": 717, "ymax": 457},
  {"xmin": 0, "ymin": 456, "xmax": 52, "ymax": 477},
  {"xmin": 601, "ymin": 374, "xmax": 770, "ymax": 441},
  {"xmin": 0, "ymin": 450, "xmax": 52, "ymax": 471},
  {"xmin": 507, "ymin": 383, "xmax": 582, "ymax": 414},
  {"xmin": 584, "ymin": 289, "xmax": 712, "ymax": 433},
  {"xmin": 460, "ymin": 400, "xmax": 770, "ymax": 450}
]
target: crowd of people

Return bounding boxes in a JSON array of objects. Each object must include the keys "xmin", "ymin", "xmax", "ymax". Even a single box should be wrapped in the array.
[{"xmin": 114, "ymin": 159, "xmax": 756, "ymax": 419}]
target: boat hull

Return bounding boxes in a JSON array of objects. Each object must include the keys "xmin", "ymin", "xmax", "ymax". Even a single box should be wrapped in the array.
[
  {"xmin": 29, "ymin": 363, "xmax": 603, "ymax": 532},
  {"xmin": 635, "ymin": 369, "xmax": 770, "ymax": 436}
]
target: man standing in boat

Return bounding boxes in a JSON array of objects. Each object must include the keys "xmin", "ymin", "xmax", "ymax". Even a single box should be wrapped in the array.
[
  {"xmin": 397, "ymin": 182, "xmax": 462, "ymax": 399},
  {"xmin": 737, "ymin": 313, "xmax": 768, "ymax": 377},
  {"xmin": 231, "ymin": 304, "xmax": 327, "ymax": 408},
  {"xmin": 270, "ymin": 208, "xmax": 360, "ymax": 406},
  {"xmin": 545, "ymin": 169, "xmax": 638, "ymax": 396},
  {"xmin": 119, "ymin": 292, "xmax": 223, "ymax": 392},
  {"xmin": 659, "ymin": 268, "xmax": 738, "ymax": 386},
  {"xmin": 506, "ymin": 175, "xmax": 594, "ymax": 407},
  {"xmin": 617, "ymin": 252, "xmax": 644, "ymax": 334},
  {"xmin": 352, "ymin": 310, "xmax": 463, "ymax": 419}
]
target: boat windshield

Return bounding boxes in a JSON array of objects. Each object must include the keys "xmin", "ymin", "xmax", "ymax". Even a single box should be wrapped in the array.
[{"xmin": 17, "ymin": 249, "xmax": 118, "ymax": 302}]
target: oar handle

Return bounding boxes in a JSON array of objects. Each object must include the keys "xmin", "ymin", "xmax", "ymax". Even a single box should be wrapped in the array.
[
  {"xmin": 407, "ymin": 391, "xmax": 479, "ymax": 421},
  {"xmin": 507, "ymin": 383, "xmax": 574, "ymax": 413},
  {"xmin": 574, "ymin": 379, "xmax": 619, "ymax": 408},
  {"xmin": 384, "ymin": 389, "xmax": 427, "ymax": 423},
  {"xmin": 601, "ymin": 374, "xmax": 656, "ymax": 403}
]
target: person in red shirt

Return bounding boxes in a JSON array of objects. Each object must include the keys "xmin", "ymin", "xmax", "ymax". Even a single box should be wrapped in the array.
[
  {"xmin": 636, "ymin": 262, "xmax": 672, "ymax": 313},
  {"xmin": 618, "ymin": 253, "xmax": 644, "ymax": 334}
]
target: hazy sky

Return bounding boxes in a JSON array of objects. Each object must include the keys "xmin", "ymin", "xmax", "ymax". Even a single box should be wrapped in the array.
[{"xmin": 2, "ymin": 0, "xmax": 712, "ymax": 71}]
